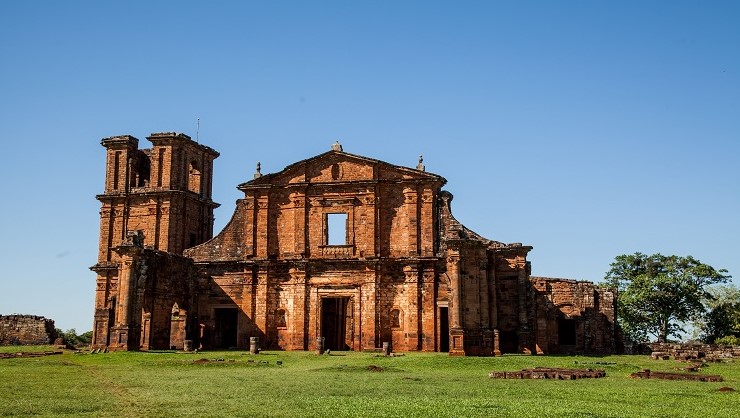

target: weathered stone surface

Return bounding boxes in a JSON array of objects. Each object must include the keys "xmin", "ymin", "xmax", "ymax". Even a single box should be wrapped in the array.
[
  {"xmin": 91, "ymin": 135, "xmax": 619, "ymax": 355},
  {"xmin": 489, "ymin": 368, "xmax": 606, "ymax": 380},
  {"xmin": 649, "ymin": 343, "xmax": 740, "ymax": 361},
  {"xmin": 630, "ymin": 369, "xmax": 723, "ymax": 382},
  {"xmin": 0, "ymin": 351, "xmax": 63, "ymax": 360},
  {"xmin": 0, "ymin": 315, "xmax": 57, "ymax": 346}
]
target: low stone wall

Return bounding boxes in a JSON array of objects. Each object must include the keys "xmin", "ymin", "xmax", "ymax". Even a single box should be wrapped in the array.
[
  {"xmin": 630, "ymin": 369, "xmax": 723, "ymax": 382},
  {"xmin": 0, "ymin": 315, "xmax": 57, "ymax": 345},
  {"xmin": 489, "ymin": 368, "xmax": 606, "ymax": 380},
  {"xmin": 649, "ymin": 343, "xmax": 740, "ymax": 360}
]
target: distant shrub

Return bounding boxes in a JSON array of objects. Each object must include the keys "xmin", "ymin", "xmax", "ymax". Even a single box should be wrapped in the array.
[
  {"xmin": 715, "ymin": 335, "xmax": 740, "ymax": 346},
  {"xmin": 55, "ymin": 329, "xmax": 93, "ymax": 347}
]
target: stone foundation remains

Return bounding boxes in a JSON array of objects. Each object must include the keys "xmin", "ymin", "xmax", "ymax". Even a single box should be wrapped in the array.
[
  {"xmin": 649, "ymin": 343, "xmax": 740, "ymax": 361},
  {"xmin": 630, "ymin": 369, "xmax": 723, "ymax": 382},
  {"xmin": 489, "ymin": 368, "xmax": 606, "ymax": 380}
]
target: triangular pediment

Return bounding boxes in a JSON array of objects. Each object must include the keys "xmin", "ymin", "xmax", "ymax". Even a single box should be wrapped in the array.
[{"xmin": 238, "ymin": 150, "xmax": 445, "ymax": 190}]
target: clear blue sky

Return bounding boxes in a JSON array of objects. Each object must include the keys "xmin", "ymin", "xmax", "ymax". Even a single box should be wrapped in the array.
[{"xmin": 1, "ymin": 1, "xmax": 738, "ymax": 332}]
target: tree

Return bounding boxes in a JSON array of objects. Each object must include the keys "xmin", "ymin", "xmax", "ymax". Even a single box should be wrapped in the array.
[
  {"xmin": 604, "ymin": 253, "xmax": 730, "ymax": 343},
  {"xmin": 54, "ymin": 328, "xmax": 94, "ymax": 347},
  {"xmin": 700, "ymin": 285, "xmax": 740, "ymax": 343}
]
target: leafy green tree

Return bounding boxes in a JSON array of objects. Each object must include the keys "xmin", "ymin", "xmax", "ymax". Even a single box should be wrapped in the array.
[
  {"xmin": 54, "ymin": 328, "xmax": 94, "ymax": 347},
  {"xmin": 604, "ymin": 253, "xmax": 730, "ymax": 343},
  {"xmin": 700, "ymin": 285, "xmax": 740, "ymax": 343},
  {"xmin": 78, "ymin": 330, "xmax": 93, "ymax": 345},
  {"xmin": 715, "ymin": 335, "xmax": 740, "ymax": 346}
]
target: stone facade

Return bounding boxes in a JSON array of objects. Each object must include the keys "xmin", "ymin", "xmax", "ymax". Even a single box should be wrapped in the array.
[
  {"xmin": 91, "ymin": 133, "xmax": 618, "ymax": 355},
  {"xmin": 0, "ymin": 315, "xmax": 57, "ymax": 346}
]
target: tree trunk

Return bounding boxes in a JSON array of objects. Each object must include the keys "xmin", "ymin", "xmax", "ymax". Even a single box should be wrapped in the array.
[{"xmin": 658, "ymin": 321, "xmax": 668, "ymax": 343}]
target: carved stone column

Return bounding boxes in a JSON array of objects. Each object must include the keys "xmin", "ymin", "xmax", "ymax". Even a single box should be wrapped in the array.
[
  {"xmin": 255, "ymin": 267, "xmax": 269, "ymax": 339},
  {"xmin": 110, "ymin": 231, "xmax": 144, "ymax": 351},
  {"xmin": 403, "ymin": 188, "xmax": 419, "ymax": 255},
  {"xmin": 446, "ymin": 251, "xmax": 465, "ymax": 356},
  {"xmin": 403, "ymin": 264, "xmax": 420, "ymax": 350},
  {"xmin": 517, "ymin": 256, "xmax": 531, "ymax": 354},
  {"xmin": 289, "ymin": 264, "xmax": 309, "ymax": 350},
  {"xmin": 420, "ymin": 268, "xmax": 436, "ymax": 351}
]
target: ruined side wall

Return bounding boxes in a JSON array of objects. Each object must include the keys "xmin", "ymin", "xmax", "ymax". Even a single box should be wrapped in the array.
[
  {"xmin": 139, "ymin": 251, "xmax": 201, "ymax": 350},
  {"xmin": 0, "ymin": 315, "xmax": 57, "ymax": 345},
  {"xmin": 529, "ymin": 277, "xmax": 616, "ymax": 354},
  {"xmin": 649, "ymin": 343, "xmax": 740, "ymax": 360}
]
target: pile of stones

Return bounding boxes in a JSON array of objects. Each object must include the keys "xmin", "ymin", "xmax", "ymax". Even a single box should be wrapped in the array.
[
  {"xmin": 489, "ymin": 367, "xmax": 606, "ymax": 380},
  {"xmin": 0, "ymin": 351, "xmax": 63, "ymax": 360},
  {"xmin": 630, "ymin": 369, "xmax": 723, "ymax": 382},
  {"xmin": 649, "ymin": 343, "xmax": 739, "ymax": 361}
]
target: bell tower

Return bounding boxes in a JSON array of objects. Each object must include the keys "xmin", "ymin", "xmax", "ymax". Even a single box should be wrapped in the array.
[{"xmin": 90, "ymin": 132, "xmax": 219, "ymax": 349}]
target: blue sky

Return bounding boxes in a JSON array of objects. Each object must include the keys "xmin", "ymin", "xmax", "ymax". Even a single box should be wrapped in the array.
[{"xmin": 1, "ymin": 1, "xmax": 738, "ymax": 332}]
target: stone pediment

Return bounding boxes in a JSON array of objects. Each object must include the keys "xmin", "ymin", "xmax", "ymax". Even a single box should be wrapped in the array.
[{"xmin": 238, "ymin": 150, "xmax": 445, "ymax": 190}]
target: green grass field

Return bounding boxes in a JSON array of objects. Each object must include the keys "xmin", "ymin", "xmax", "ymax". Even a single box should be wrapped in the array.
[{"xmin": 0, "ymin": 346, "xmax": 737, "ymax": 417}]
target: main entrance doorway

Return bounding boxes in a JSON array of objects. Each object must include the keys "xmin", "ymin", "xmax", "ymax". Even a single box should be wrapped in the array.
[
  {"xmin": 439, "ymin": 307, "xmax": 449, "ymax": 352},
  {"xmin": 321, "ymin": 297, "xmax": 351, "ymax": 351},
  {"xmin": 214, "ymin": 308, "xmax": 238, "ymax": 348}
]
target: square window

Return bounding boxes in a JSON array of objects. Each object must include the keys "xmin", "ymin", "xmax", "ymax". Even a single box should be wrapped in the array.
[{"xmin": 327, "ymin": 213, "xmax": 348, "ymax": 245}]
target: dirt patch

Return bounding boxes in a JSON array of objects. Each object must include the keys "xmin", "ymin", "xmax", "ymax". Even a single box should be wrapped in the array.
[
  {"xmin": 85, "ymin": 364, "xmax": 144, "ymax": 418},
  {"xmin": 718, "ymin": 387, "xmax": 735, "ymax": 392},
  {"xmin": 193, "ymin": 358, "xmax": 210, "ymax": 364},
  {"xmin": 366, "ymin": 365, "xmax": 384, "ymax": 372}
]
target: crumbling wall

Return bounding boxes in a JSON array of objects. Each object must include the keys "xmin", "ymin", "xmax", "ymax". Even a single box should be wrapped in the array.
[
  {"xmin": 529, "ymin": 277, "xmax": 617, "ymax": 354},
  {"xmin": 0, "ymin": 315, "xmax": 57, "ymax": 345},
  {"xmin": 649, "ymin": 343, "xmax": 740, "ymax": 360}
]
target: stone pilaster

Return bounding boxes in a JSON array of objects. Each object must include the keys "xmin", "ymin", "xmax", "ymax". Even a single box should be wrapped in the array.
[
  {"xmin": 446, "ymin": 250, "xmax": 465, "ymax": 356},
  {"xmin": 289, "ymin": 265, "xmax": 309, "ymax": 350},
  {"xmin": 420, "ymin": 268, "xmax": 436, "ymax": 351},
  {"xmin": 109, "ymin": 231, "xmax": 144, "ymax": 351}
]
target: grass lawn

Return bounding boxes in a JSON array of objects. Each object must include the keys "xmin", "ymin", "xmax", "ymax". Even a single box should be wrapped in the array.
[{"xmin": 0, "ymin": 346, "xmax": 737, "ymax": 417}]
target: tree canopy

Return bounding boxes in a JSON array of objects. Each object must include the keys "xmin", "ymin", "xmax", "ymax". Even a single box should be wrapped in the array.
[
  {"xmin": 55, "ymin": 328, "xmax": 93, "ymax": 347},
  {"xmin": 700, "ymin": 285, "xmax": 740, "ymax": 344},
  {"xmin": 604, "ymin": 253, "xmax": 730, "ymax": 343}
]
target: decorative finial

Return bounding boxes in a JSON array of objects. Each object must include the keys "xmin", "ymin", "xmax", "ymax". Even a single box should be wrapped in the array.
[
  {"xmin": 417, "ymin": 155, "xmax": 425, "ymax": 171},
  {"xmin": 253, "ymin": 161, "xmax": 262, "ymax": 179},
  {"xmin": 331, "ymin": 140, "xmax": 343, "ymax": 152}
]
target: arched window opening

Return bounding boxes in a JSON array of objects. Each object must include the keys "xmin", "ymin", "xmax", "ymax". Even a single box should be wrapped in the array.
[
  {"xmin": 188, "ymin": 161, "xmax": 202, "ymax": 194},
  {"xmin": 276, "ymin": 309, "xmax": 287, "ymax": 328},
  {"xmin": 113, "ymin": 152, "xmax": 121, "ymax": 190},
  {"xmin": 169, "ymin": 302, "xmax": 186, "ymax": 350},
  {"xmin": 390, "ymin": 309, "xmax": 401, "ymax": 328},
  {"xmin": 129, "ymin": 153, "xmax": 151, "ymax": 188}
]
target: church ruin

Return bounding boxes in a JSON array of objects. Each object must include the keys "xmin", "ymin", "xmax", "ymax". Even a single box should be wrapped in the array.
[{"xmin": 91, "ymin": 132, "xmax": 617, "ymax": 355}]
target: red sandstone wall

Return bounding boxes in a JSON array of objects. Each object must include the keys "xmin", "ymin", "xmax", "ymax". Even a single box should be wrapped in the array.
[
  {"xmin": 94, "ymin": 139, "xmax": 619, "ymax": 356},
  {"xmin": 0, "ymin": 315, "xmax": 56, "ymax": 346},
  {"xmin": 529, "ymin": 277, "xmax": 616, "ymax": 354}
]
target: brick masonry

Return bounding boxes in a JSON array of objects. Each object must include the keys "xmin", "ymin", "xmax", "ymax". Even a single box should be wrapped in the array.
[
  {"xmin": 649, "ymin": 343, "xmax": 740, "ymax": 360},
  {"xmin": 91, "ymin": 134, "xmax": 618, "ymax": 355},
  {"xmin": 0, "ymin": 315, "xmax": 57, "ymax": 345}
]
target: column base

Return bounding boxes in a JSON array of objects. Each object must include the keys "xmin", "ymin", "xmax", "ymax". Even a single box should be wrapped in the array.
[{"xmin": 448, "ymin": 328, "xmax": 466, "ymax": 356}]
